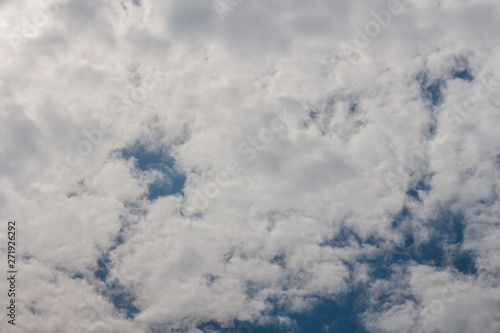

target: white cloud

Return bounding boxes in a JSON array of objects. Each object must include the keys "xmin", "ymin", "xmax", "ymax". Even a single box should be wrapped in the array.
[{"xmin": 1, "ymin": 0, "xmax": 500, "ymax": 332}]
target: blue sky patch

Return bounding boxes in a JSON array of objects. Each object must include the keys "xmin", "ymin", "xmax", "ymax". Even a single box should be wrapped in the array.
[
  {"xmin": 451, "ymin": 56, "xmax": 474, "ymax": 82},
  {"xmin": 93, "ymin": 227, "xmax": 140, "ymax": 319},
  {"xmin": 94, "ymin": 253, "xmax": 140, "ymax": 319},
  {"xmin": 406, "ymin": 176, "xmax": 432, "ymax": 201},
  {"xmin": 105, "ymin": 280, "xmax": 141, "ymax": 319},
  {"xmin": 452, "ymin": 69, "xmax": 474, "ymax": 82},
  {"xmin": 417, "ymin": 72, "xmax": 446, "ymax": 107},
  {"xmin": 120, "ymin": 143, "xmax": 186, "ymax": 200}
]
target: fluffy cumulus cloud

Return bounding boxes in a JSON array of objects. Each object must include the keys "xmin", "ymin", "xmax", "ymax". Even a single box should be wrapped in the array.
[{"xmin": 0, "ymin": 0, "xmax": 500, "ymax": 332}]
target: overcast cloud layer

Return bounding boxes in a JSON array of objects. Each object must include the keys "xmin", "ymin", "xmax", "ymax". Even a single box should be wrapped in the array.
[{"xmin": 1, "ymin": 0, "xmax": 500, "ymax": 332}]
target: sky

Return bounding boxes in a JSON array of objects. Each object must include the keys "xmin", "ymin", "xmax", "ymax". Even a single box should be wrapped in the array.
[{"xmin": 0, "ymin": 0, "xmax": 500, "ymax": 332}]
